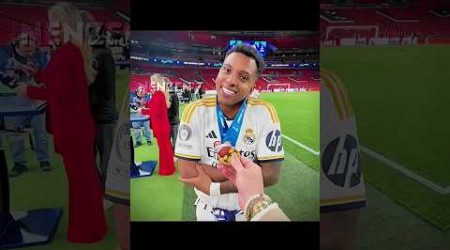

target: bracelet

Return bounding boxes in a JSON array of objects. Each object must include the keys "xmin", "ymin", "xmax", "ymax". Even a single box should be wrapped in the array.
[
  {"xmin": 243, "ymin": 193, "xmax": 261, "ymax": 213},
  {"xmin": 244, "ymin": 193, "xmax": 272, "ymax": 221},
  {"xmin": 209, "ymin": 182, "xmax": 221, "ymax": 196}
]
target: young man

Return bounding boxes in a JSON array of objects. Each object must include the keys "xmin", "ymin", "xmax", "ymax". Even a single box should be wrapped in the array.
[
  {"xmin": 177, "ymin": 44, "xmax": 284, "ymax": 221},
  {"xmin": 0, "ymin": 32, "xmax": 51, "ymax": 176},
  {"xmin": 320, "ymin": 69, "xmax": 366, "ymax": 250}
]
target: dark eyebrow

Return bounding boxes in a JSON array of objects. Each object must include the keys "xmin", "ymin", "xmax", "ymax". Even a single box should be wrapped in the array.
[
  {"xmin": 223, "ymin": 64, "xmax": 252, "ymax": 76},
  {"xmin": 239, "ymin": 71, "xmax": 251, "ymax": 77}
]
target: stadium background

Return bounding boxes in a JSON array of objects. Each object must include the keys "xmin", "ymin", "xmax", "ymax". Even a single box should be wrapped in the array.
[
  {"xmin": 3, "ymin": 0, "xmax": 449, "ymax": 247},
  {"xmin": 129, "ymin": 31, "xmax": 320, "ymax": 222},
  {"xmin": 0, "ymin": 0, "xmax": 130, "ymax": 249},
  {"xmin": 321, "ymin": 0, "xmax": 450, "ymax": 248}
]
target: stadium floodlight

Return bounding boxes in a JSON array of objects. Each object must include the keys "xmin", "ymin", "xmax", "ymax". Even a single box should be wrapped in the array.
[
  {"xmin": 183, "ymin": 62, "xmax": 205, "ymax": 66},
  {"xmin": 227, "ymin": 39, "xmax": 272, "ymax": 58}
]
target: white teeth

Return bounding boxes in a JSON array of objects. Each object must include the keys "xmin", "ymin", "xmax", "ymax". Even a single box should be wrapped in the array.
[{"xmin": 223, "ymin": 87, "xmax": 235, "ymax": 95}]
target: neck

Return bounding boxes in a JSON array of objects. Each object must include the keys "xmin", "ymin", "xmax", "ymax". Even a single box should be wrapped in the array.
[{"xmin": 219, "ymin": 100, "xmax": 244, "ymax": 119}]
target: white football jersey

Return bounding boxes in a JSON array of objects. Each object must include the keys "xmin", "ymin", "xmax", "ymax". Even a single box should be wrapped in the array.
[
  {"xmin": 320, "ymin": 69, "xmax": 366, "ymax": 212},
  {"xmin": 105, "ymin": 91, "xmax": 130, "ymax": 204},
  {"xmin": 175, "ymin": 96, "xmax": 284, "ymax": 210}
]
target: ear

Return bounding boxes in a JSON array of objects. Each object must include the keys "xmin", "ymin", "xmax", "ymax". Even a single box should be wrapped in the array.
[{"xmin": 249, "ymin": 81, "xmax": 256, "ymax": 94}]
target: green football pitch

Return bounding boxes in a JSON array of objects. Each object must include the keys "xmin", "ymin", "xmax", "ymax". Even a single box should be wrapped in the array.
[
  {"xmin": 4, "ymin": 68, "xmax": 129, "ymax": 249},
  {"xmin": 131, "ymin": 92, "xmax": 320, "ymax": 222},
  {"xmin": 321, "ymin": 45, "xmax": 450, "ymax": 248}
]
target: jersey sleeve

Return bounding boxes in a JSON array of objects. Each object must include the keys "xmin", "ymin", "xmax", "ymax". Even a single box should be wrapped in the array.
[
  {"xmin": 320, "ymin": 70, "xmax": 366, "ymax": 212},
  {"xmin": 255, "ymin": 102, "xmax": 284, "ymax": 163},
  {"xmin": 174, "ymin": 102, "xmax": 201, "ymax": 161}
]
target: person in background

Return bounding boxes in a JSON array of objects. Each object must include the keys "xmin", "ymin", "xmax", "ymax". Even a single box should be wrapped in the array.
[
  {"xmin": 129, "ymin": 86, "xmax": 152, "ymax": 147},
  {"xmin": 80, "ymin": 10, "xmax": 118, "ymax": 192},
  {"xmin": 165, "ymin": 77, "xmax": 180, "ymax": 151},
  {"xmin": 144, "ymin": 74, "xmax": 175, "ymax": 176},
  {"xmin": 198, "ymin": 85, "xmax": 204, "ymax": 99},
  {"xmin": 0, "ymin": 31, "xmax": 51, "ymax": 177},
  {"xmin": 14, "ymin": 2, "xmax": 106, "ymax": 243},
  {"xmin": 81, "ymin": 9, "xmax": 130, "ymax": 250}
]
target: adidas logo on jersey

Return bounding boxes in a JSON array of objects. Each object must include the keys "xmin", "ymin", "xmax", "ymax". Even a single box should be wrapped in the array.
[{"xmin": 206, "ymin": 130, "xmax": 218, "ymax": 139}]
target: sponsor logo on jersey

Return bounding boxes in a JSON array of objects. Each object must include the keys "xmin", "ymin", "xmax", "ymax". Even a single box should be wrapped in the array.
[
  {"xmin": 239, "ymin": 149, "xmax": 256, "ymax": 159},
  {"xmin": 265, "ymin": 129, "xmax": 282, "ymax": 152},
  {"xmin": 206, "ymin": 147, "xmax": 256, "ymax": 166},
  {"xmin": 205, "ymin": 130, "xmax": 218, "ymax": 139},
  {"xmin": 322, "ymin": 134, "xmax": 361, "ymax": 188}
]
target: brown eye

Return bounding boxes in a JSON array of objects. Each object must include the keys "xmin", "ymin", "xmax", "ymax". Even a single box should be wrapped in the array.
[{"xmin": 240, "ymin": 75, "xmax": 249, "ymax": 82}]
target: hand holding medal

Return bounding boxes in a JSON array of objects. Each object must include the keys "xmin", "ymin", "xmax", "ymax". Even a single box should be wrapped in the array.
[{"xmin": 215, "ymin": 142, "xmax": 240, "ymax": 167}]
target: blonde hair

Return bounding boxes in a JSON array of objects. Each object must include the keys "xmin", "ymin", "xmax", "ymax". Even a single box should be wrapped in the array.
[
  {"xmin": 151, "ymin": 74, "xmax": 166, "ymax": 92},
  {"xmin": 164, "ymin": 77, "xmax": 172, "ymax": 86},
  {"xmin": 48, "ymin": 2, "xmax": 96, "ymax": 84}
]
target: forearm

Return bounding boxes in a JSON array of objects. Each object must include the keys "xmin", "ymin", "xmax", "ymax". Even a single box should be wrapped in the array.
[
  {"xmin": 219, "ymin": 180, "xmax": 238, "ymax": 194},
  {"xmin": 262, "ymin": 171, "xmax": 277, "ymax": 187},
  {"xmin": 260, "ymin": 161, "xmax": 282, "ymax": 187},
  {"xmin": 178, "ymin": 160, "xmax": 227, "ymax": 182},
  {"xmin": 178, "ymin": 159, "xmax": 198, "ymax": 179},
  {"xmin": 198, "ymin": 163, "xmax": 227, "ymax": 182}
]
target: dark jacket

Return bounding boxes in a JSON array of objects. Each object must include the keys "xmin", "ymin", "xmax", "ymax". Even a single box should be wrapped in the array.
[
  {"xmin": 88, "ymin": 45, "xmax": 118, "ymax": 123},
  {"xmin": 168, "ymin": 91, "xmax": 180, "ymax": 125}
]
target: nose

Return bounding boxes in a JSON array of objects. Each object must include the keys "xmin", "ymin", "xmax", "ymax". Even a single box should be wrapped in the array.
[{"xmin": 224, "ymin": 73, "xmax": 239, "ymax": 88}]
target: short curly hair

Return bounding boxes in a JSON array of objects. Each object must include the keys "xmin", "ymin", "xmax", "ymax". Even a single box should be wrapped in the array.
[{"xmin": 224, "ymin": 44, "xmax": 265, "ymax": 77}]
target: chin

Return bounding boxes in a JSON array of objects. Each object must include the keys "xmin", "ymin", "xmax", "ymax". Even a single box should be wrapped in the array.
[{"xmin": 221, "ymin": 98, "xmax": 244, "ymax": 108}]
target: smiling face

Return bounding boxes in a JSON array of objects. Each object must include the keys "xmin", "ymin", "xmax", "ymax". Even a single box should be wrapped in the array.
[{"xmin": 215, "ymin": 52, "xmax": 257, "ymax": 109}]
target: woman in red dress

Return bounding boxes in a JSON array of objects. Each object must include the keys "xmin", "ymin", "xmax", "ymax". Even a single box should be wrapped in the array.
[
  {"xmin": 143, "ymin": 74, "xmax": 175, "ymax": 176},
  {"xmin": 15, "ymin": 2, "xmax": 106, "ymax": 243}
]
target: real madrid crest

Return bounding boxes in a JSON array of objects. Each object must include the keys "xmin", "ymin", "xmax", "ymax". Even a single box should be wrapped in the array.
[{"xmin": 243, "ymin": 128, "xmax": 256, "ymax": 145}]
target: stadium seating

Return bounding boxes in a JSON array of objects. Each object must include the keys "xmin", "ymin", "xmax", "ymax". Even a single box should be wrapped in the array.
[
  {"xmin": 131, "ymin": 67, "xmax": 320, "ymax": 93},
  {"xmin": 321, "ymin": 1, "xmax": 450, "ymax": 45}
]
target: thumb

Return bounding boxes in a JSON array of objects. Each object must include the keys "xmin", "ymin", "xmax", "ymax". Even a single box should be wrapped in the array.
[
  {"xmin": 239, "ymin": 155, "xmax": 254, "ymax": 169},
  {"xmin": 230, "ymin": 154, "xmax": 244, "ymax": 172}
]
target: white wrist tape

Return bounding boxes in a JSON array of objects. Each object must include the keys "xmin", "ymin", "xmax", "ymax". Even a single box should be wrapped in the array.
[{"xmin": 210, "ymin": 182, "xmax": 221, "ymax": 196}]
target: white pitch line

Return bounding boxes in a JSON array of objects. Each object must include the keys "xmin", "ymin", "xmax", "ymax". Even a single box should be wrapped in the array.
[
  {"xmin": 360, "ymin": 146, "xmax": 450, "ymax": 195},
  {"xmin": 282, "ymin": 135, "xmax": 449, "ymax": 194},
  {"xmin": 282, "ymin": 135, "xmax": 320, "ymax": 156}
]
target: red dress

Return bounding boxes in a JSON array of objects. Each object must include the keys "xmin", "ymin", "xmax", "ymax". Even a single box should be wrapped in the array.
[
  {"xmin": 144, "ymin": 91, "xmax": 175, "ymax": 175},
  {"xmin": 26, "ymin": 42, "xmax": 107, "ymax": 243}
]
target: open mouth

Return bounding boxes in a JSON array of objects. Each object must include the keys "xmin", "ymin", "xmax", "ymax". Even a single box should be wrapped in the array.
[{"xmin": 222, "ymin": 87, "xmax": 236, "ymax": 96}]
